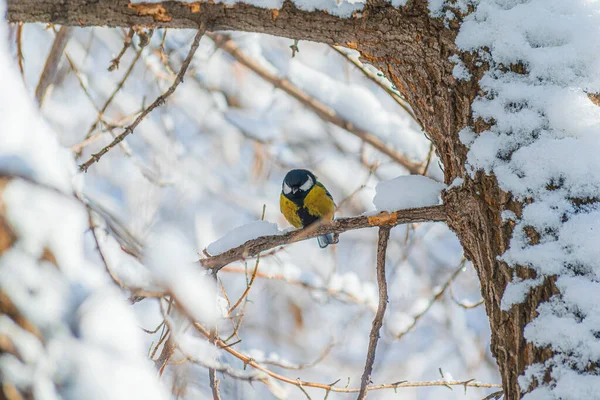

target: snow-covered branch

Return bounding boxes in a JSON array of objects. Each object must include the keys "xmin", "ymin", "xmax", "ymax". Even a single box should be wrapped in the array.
[{"xmin": 201, "ymin": 205, "xmax": 446, "ymax": 270}]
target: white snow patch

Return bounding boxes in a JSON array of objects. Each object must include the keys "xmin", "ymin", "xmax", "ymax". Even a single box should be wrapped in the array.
[
  {"xmin": 449, "ymin": 54, "xmax": 472, "ymax": 81},
  {"xmin": 129, "ymin": 0, "xmax": 364, "ymax": 17},
  {"xmin": 207, "ymin": 220, "xmax": 283, "ymax": 255},
  {"xmin": 145, "ymin": 228, "xmax": 216, "ymax": 324},
  {"xmin": 373, "ymin": 175, "xmax": 445, "ymax": 212}
]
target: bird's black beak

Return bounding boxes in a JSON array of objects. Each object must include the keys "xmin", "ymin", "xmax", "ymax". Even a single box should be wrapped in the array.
[{"xmin": 292, "ymin": 188, "xmax": 298, "ymax": 194}]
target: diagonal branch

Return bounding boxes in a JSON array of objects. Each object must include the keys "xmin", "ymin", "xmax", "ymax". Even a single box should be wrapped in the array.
[
  {"xmin": 201, "ymin": 205, "xmax": 446, "ymax": 270},
  {"xmin": 358, "ymin": 226, "xmax": 390, "ymax": 400},
  {"xmin": 35, "ymin": 26, "xmax": 71, "ymax": 106},
  {"xmin": 208, "ymin": 32, "xmax": 424, "ymax": 174},
  {"xmin": 79, "ymin": 24, "xmax": 206, "ymax": 172}
]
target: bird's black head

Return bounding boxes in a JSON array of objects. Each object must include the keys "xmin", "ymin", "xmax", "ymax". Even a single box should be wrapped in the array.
[{"xmin": 282, "ymin": 169, "xmax": 316, "ymax": 201}]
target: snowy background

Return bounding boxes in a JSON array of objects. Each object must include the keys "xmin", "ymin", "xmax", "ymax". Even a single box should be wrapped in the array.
[{"xmin": 0, "ymin": 13, "xmax": 502, "ymax": 400}]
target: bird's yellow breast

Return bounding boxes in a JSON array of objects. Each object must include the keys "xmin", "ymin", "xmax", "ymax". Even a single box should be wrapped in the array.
[
  {"xmin": 280, "ymin": 193, "xmax": 303, "ymax": 228},
  {"xmin": 280, "ymin": 183, "xmax": 335, "ymax": 228},
  {"xmin": 304, "ymin": 183, "xmax": 335, "ymax": 222}
]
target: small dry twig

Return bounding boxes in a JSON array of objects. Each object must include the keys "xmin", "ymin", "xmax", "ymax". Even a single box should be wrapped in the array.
[
  {"xmin": 220, "ymin": 266, "xmax": 377, "ymax": 311},
  {"xmin": 16, "ymin": 22, "xmax": 24, "ymax": 78},
  {"xmin": 35, "ymin": 26, "xmax": 71, "ymax": 106},
  {"xmin": 330, "ymin": 45, "xmax": 417, "ymax": 123},
  {"xmin": 79, "ymin": 24, "xmax": 207, "ymax": 172},
  {"xmin": 395, "ymin": 259, "xmax": 467, "ymax": 340},
  {"xmin": 108, "ymin": 28, "xmax": 134, "ymax": 71},
  {"xmin": 81, "ymin": 47, "xmax": 143, "ymax": 145},
  {"xmin": 209, "ymin": 271, "xmax": 222, "ymax": 400},
  {"xmin": 357, "ymin": 226, "xmax": 391, "ymax": 400}
]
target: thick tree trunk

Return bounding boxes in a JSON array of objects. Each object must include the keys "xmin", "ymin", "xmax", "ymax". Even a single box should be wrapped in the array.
[{"xmin": 6, "ymin": 1, "xmax": 562, "ymax": 397}]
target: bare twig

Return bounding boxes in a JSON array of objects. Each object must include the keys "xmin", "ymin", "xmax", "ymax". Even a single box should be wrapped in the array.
[
  {"xmin": 449, "ymin": 283, "xmax": 484, "ymax": 309},
  {"xmin": 330, "ymin": 45, "xmax": 417, "ymax": 123},
  {"xmin": 35, "ymin": 26, "xmax": 71, "ymax": 106},
  {"xmin": 220, "ymin": 266, "xmax": 377, "ymax": 311},
  {"xmin": 16, "ymin": 22, "xmax": 24, "ymax": 78},
  {"xmin": 422, "ymin": 142, "xmax": 435, "ymax": 175},
  {"xmin": 79, "ymin": 24, "xmax": 207, "ymax": 172},
  {"xmin": 208, "ymin": 32, "xmax": 424, "ymax": 174},
  {"xmin": 260, "ymin": 341, "xmax": 334, "ymax": 371},
  {"xmin": 201, "ymin": 205, "xmax": 446, "ymax": 270},
  {"xmin": 482, "ymin": 390, "xmax": 504, "ymax": 400},
  {"xmin": 357, "ymin": 227, "xmax": 390, "ymax": 400},
  {"xmin": 209, "ymin": 356, "xmax": 222, "ymax": 400},
  {"xmin": 209, "ymin": 271, "xmax": 222, "ymax": 400},
  {"xmin": 394, "ymin": 259, "xmax": 466, "ymax": 340},
  {"xmin": 228, "ymin": 205, "xmax": 266, "ymax": 315},
  {"xmin": 108, "ymin": 28, "xmax": 134, "ymax": 71},
  {"xmin": 81, "ymin": 47, "xmax": 143, "ymax": 145}
]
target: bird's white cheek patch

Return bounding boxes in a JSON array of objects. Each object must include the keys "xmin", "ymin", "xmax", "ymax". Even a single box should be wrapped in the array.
[
  {"xmin": 300, "ymin": 177, "xmax": 313, "ymax": 192},
  {"xmin": 283, "ymin": 182, "xmax": 292, "ymax": 195}
]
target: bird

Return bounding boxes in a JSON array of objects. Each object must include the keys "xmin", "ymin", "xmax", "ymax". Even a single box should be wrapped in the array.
[{"xmin": 280, "ymin": 169, "xmax": 338, "ymax": 248}]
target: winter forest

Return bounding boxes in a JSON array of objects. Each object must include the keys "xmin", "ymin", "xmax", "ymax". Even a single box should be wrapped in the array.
[{"xmin": 2, "ymin": 0, "xmax": 600, "ymax": 399}]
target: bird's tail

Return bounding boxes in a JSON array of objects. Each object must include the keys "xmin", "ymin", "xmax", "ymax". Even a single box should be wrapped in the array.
[{"xmin": 317, "ymin": 233, "xmax": 338, "ymax": 248}]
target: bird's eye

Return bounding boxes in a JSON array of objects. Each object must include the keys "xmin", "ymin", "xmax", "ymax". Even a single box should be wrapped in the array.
[
  {"xmin": 299, "ymin": 176, "xmax": 313, "ymax": 192},
  {"xmin": 283, "ymin": 182, "xmax": 292, "ymax": 194}
]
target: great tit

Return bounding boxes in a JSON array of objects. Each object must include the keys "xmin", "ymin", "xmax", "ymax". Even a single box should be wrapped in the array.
[{"xmin": 280, "ymin": 169, "xmax": 338, "ymax": 248}]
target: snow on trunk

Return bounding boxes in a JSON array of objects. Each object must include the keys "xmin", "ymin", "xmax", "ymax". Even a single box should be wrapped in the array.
[{"xmin": 455, "ymin": 0, "xmax": 600, "ymax": 397}]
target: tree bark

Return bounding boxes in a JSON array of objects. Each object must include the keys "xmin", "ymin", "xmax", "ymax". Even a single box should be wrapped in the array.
[{"xmin": 6, "ymin": 1, "xmax": 563, "ymax": 398}]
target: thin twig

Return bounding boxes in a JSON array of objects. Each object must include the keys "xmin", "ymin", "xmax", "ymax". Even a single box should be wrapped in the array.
[
  {"xmin": 35, "ymin": 26, "xmax": 71, "ymax": 106},
  {"xmin": 259, "ymin": 341, "xmax": 334, "ymax": 371},
  {"xmin": 16, "ymin": 22, "xmax": 24, "ymax": 78},
  {"xmin": 208, "ymin": 32, "xmax": 424, "ymax": 175},
  {"xmin": 482, "ymin": 390, "xmax": 504, "ymax": 400},
  {"xmin": 108, "ymin": 28, "xmax": 134, "ymax": 71},
  {"xmin": 448, "ymin": 283, "xmax": 484, "ymax": 309},
  {"xmin": 79, "ymin": 24, "xmax": 207, "ymax": 172},
  {"xmin": 395, "ymin": 259, "xmax": 467, "ymax": 340},
  {"xmin": 81, "ymin": 47, "xmax": 143, "ymax": 145},
  {"xmin": 357, "ymin": 227, "xmax": 390, "ymax": 400},
  {"xmin": 422, "ymin": 142, "xmax": 435, "ymax": 175},
  {"xmin": 209, "ymin": 270, "xmax": 222, "ymax": 400},
  {"xmin": 220, "ymin": 266, "xmax": 377, "ymax": 311},
  {"xmin": 329, "ymin": 45, "xmax": 417, "ymax": 123},
  {"xmin": 228, "ymin": 205, "xmax": 266, "ymax": 315},
  {"xmin": 201, "ymin": 205, "xmax": 447, "ymax": 270}
]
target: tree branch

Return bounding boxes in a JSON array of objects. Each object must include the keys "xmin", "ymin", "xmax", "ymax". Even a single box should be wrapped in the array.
[
  {"xmin": 208, "ymin": 32, "xmax": 424, "ymax": 174},
  {"xmin": 7, "ymin": 0, "xmax": 378, "ymax": 41},
  {"xmin": 358, "ymin": 226, "xmax": 390, "ymax": 400},
  {"xmin": 201, "ymin": 205, "xmax": 446, "ymax": 270},
  {"xmin": 35, "ymin": 26, "xmax": 71, "ymax": 106}
]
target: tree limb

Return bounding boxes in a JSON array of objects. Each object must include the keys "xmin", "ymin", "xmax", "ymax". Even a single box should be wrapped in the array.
[{"xmin": 201, "ymin": 205, "xmax": 446, "ymax": 270}]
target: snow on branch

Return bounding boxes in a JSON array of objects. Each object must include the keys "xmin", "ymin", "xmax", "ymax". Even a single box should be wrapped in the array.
[{"xmin": 201, "ymin": 205, "xmax": 446, "ymax": 270}]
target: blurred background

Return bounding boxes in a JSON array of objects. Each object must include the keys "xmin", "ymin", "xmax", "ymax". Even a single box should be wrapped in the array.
[{"xmin": 8, "ymin": 25, "xmax": 499, "ymax": 399}]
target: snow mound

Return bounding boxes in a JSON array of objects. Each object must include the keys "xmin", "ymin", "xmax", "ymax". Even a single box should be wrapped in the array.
[
  {"xmin": 207, "ymin": 220, "xmax": 283, "ymax": 255},
  {"xmin": 373, "ymin": 175, "xmax": 445, "ymax": 212}
]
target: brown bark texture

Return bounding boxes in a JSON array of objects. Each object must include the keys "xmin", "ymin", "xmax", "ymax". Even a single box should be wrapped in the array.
[{"xmin": 6, "ymin": 0, "xmax": 563, "ymax": 398}]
